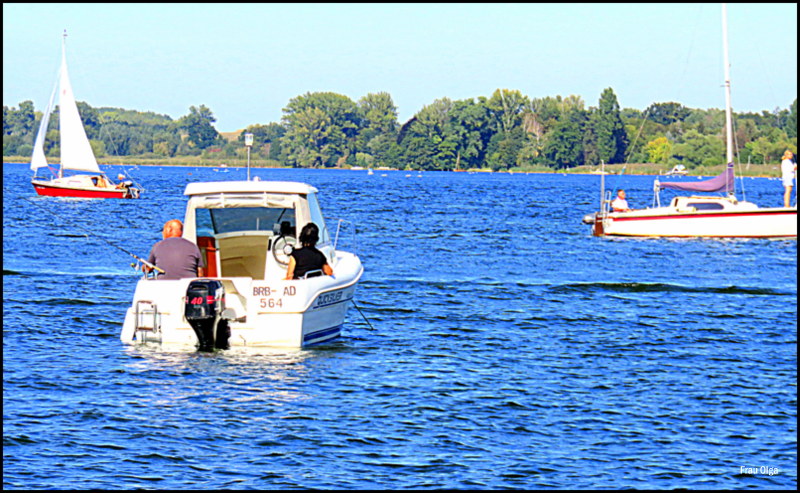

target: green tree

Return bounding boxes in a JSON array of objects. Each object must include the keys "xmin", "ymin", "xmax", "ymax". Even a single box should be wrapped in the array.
[
  {"xmin": 282, "ymin": 107, "xmax": 332, "ymax": 168},
  {"xmin": 357, "ymin": 92, "xmax": 398, "ymax": 134},
  {"xmin": 645, "ymin": 136, "xmax": 672, "ymax": 164},
  {"xmin": 593, "ymin": 88, "xmax": 628, "ymax": 163},
  {"xmin": 397, "ymin": 98, "xmax": 458, "ymax": 170},
  {"xmin": 281, "ymin": 92, "xmax": 360, "ymax": 167},
  {"xmin": 646, "ymin": 102, "xmax": 691, "ymax": 126},
  {"xmin": 486, "ymin": 127, "xmax": 525, "ymax": 171},
  {"xmin": 529, "ymin": 96, "xmax": 562, "ymax": 129},
  {"xmin": 4, "ymin": 101, "xmax": 36, "ymax": 136},
  {"xmin": 745, "ymin": 134, "xmax": 787, "ymax": 164},
  {"xmin": 487, "ymin": 89, "xmax": 528, "ymax": 134},
  {"xmin": 449, "ymin": 98, "xmax": 492, "ymax": 170},
  {"xmin": 356, "ymin": 92, "xmax": 399, "ymax": 165},
  {"xmin": 786, "ymin": 98, "xmax": 797, "ymax": 139},
  {"xmin": 180, "ymin": 105, "xmax": 220, "ymax": 150},
  {"xmin": 582, "ymin": 113, "xmax": 600, "ymax": 166},
  {"xmin": 542, "ymin": 107, "xmax": 586, "ymax": 169},
  {"xmin": 671, "ymin": 129, "xmax": 725, "ymax": 167}
]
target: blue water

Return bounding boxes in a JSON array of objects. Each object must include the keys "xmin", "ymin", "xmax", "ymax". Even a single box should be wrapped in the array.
[{"xmin": 3, "ymin": 162, "xmax": 796, "ymax": 489}]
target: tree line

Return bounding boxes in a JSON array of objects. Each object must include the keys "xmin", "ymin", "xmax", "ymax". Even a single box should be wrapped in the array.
[{"xmin": 3, "ymin": 88, "xmax": 797, "ymax": 171}]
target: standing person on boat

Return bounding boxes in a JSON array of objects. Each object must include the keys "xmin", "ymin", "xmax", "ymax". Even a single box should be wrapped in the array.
[
  {"xmin": 144, "ymin": 219, "xmax": 204, "ymax": 280},
  {"xmin": 781, "ymin": 150, "xmax": 796, "ymax": 208},
  {"xmin": 285, "ymin": 223, "xmax": 333, "ymax": 280},
  {"xmin": 611, "ymin": 189, "xmax": 631, "ymax": 212}
]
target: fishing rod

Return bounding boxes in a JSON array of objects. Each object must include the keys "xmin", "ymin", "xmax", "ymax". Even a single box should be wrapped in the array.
[{"xmin": 23, "ymin": 197, "xmax": 164, "ymax": 275}]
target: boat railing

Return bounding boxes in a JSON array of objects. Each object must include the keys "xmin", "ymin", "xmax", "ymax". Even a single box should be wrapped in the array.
[
  {"xmin": 652, "ymin": 179, "xmax": 662, "ymax": 208},
  {"xmin": 601, "ymin": 190, "xmax": 613, "ymax": 216},
  {"xmin": 302, "ymin": 269, "xmax": 323, "ymax": 279},
  {"xmin": 332, "ymin": 218, "xmax": 359, "ymax": 253}
]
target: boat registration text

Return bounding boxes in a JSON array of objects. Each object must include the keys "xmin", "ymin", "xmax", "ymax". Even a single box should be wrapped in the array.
[{"xmin": 253, "ymin": 285, "xmax": 296, "ymax": 309}]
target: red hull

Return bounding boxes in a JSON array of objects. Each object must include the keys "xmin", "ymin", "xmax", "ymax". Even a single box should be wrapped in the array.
[{"xmin": 32, "ymin": 182, "xmax": 131, "ymax": 199}]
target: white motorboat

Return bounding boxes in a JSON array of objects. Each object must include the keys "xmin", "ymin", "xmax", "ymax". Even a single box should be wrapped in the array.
[
  {"xmin": 120, "ymin": 180, "xmax": 364, "ymax": 349},
  {"xmin": 583, "ymin": 4, "xmax": 796, "ymax": 239},
  {"xmin": 30, "ymin": 31, "xmax": 142, "ymax": 199},
  {"xmin": 664, "ymin": 164, "xmax": 688, "ymax": 176}
]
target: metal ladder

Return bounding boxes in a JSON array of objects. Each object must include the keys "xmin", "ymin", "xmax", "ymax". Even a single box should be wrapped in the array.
[{"xmin": 134, "ymin": 300, "xmax": 161, "ymax": 344}]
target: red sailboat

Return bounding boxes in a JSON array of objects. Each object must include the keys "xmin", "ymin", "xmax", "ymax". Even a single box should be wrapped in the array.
[{"xmin": 30, "ymin": 31, "xmax": 141, "ymax": 199}]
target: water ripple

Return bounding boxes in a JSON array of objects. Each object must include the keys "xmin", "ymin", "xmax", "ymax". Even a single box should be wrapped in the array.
[{"xmin": 2, "ymin": 165, "xmax": 796, "ymax": 489}]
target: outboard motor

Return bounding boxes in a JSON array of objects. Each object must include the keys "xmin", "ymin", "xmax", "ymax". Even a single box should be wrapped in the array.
[
  {"xmin": 184, "ymin": 280, "xmax": 229, "ymax": 351},
  {"xmin": 122, "ymin": 181, "xmax": 140, "ymax": 199}
]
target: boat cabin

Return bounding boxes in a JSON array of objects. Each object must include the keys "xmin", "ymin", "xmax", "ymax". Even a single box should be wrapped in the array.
[
  {"xmin": 181, "ymin": 181, "xmax": 333, "ymax": 281},
  {"xmin": 668, "ymin": 195, "xmax": 758, "ymax": 213}
]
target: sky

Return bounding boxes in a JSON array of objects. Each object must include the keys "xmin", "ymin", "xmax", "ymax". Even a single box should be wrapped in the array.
[{"xmin": 3, "ymin": 3, "xmax": 797, "ymax": 132}]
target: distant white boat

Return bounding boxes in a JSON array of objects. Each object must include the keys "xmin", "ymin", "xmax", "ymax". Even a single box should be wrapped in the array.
[{"xmin": 664, "ymin": 164, "xmax": 688, "ymax": 176}]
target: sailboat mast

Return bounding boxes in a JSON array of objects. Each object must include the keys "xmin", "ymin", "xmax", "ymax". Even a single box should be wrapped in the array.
[
  {"xmin": 58, "ymin": 30, "xmax": 67, "ymax": 179},
  {"xmin": 721, "ymin": 3, "xmax": 734, "ymax": 165}
]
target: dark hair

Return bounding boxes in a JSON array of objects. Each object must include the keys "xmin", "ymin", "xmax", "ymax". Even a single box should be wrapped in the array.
[{"xmin": 299, "ymin": 223, "xmax": 320, "ymax": 247}]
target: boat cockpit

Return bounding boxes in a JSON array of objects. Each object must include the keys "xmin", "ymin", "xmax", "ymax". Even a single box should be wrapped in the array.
[
  {"xmin": 668, "ymin": 195, "xmax": 758, "ymax": 213},
  {"xmin": 182, "ymin": 182, "xmax": 334, "ymax": 281}
]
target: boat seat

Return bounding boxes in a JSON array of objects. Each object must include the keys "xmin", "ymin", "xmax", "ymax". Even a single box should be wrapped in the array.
[
  {"xmin": 217, "ymin": 234, "xmax": 270, "ymax": 280},
  {"xmin": 197, "ymin": 236, "xmax": 218, "ymax": 277},
  {"xmin": 276, "ymin": 220, "xmax": 296, "ymax": 237}
]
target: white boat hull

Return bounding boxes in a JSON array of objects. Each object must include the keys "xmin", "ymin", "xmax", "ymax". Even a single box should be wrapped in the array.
[
  {"xmin": 593, "ymin": 207, "xmax": 797, "ymax": 238},
  {"xmin": 121, "ymin": 252, "xmax": 363, "ymax": 348}
]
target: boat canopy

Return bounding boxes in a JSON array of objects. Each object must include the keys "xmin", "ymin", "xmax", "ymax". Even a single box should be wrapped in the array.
[
  {"xmin": 181, "ymin": 180, "xmax": 331, "ymax": 246},
  {"xmin": 184, "ymin": 181, "xmax": 318, "ymax": 197},
  {"xmin": 659, "ymin": 162, "xmax": 734, "ymax": 193}
]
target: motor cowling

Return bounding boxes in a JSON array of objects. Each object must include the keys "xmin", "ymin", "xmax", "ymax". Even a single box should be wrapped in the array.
[
  {"xmin": 125, "ymin": 186, "xmax": 140, "ymax": 199},
  {"xmin": 184, "ymin": 280, "xmax": 229, "ymax": 351}
]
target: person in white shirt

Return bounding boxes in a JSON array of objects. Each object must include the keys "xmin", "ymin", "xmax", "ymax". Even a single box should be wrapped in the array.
[
  {"xmin": 610, "ymin": 189, "xmax": 631, "ymax": 212},
  {"xmin": 781, "ymin": 150, "xmax": 796, "ymax": 208}
]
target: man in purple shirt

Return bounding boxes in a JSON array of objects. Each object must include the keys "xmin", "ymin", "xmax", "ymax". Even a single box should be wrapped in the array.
[{"xmin": 145, "ymin": 219, "xmax": 204, "ymax": 280}]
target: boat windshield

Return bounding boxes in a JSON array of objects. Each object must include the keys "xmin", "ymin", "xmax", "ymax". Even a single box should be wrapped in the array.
[{"xmin": 196, "ymin": 207, "xmax": 296, "ymax": 236}]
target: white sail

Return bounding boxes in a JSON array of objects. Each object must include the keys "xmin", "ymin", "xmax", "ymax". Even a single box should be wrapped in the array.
[
  {"xmin": 57, "ymin": 35, "xmax": 101, "ymax": 174},
  {"xmin": 30, "ymin": 75, "xmax": 58, "ymax": 172}
]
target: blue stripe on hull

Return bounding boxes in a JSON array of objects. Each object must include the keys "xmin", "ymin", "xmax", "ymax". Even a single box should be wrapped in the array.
[{"xmin": 303, "ymin": 324, "xmax": 343, "ymax": 345}]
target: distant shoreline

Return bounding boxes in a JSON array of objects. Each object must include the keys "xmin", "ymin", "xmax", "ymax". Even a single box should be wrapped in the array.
[{"xmin": 4, "ymin": 156, "xmax": 783, "ymax": 178}]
